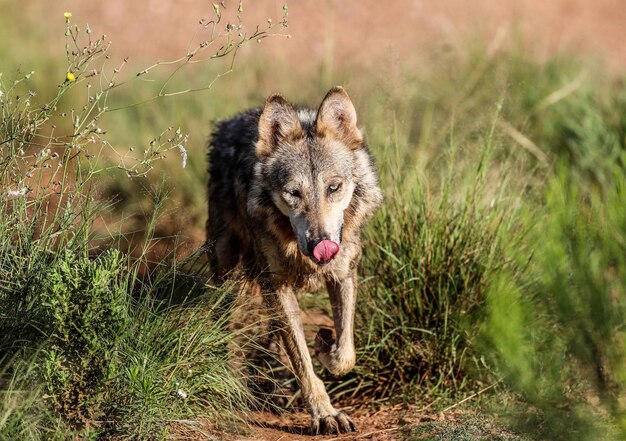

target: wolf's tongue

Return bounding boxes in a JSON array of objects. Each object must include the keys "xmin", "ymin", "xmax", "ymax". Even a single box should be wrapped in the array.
[{"xmin": 313, "ymin": 240, "xmax": 339, "ymax": 263}]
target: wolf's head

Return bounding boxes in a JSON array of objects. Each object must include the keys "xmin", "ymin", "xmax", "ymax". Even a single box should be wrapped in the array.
[{"xmin": 255, "ymin": 86, "xmax": 365, "ymax": 265}]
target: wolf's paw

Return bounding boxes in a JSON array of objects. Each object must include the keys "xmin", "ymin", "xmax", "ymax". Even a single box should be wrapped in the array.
[
  {"xmin": 310, "ymin": 411, "xmax": 356, "ymax": 435},
  {"xmin": 314, "ymin": 328, "xmax": 355, "ymax": 376}
]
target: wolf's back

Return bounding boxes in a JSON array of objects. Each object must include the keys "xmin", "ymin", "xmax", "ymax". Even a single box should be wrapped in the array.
[
  {"xmin": 208, "ymin": 108, "xmax": 262, "ymax": 187},
  {"xmin": 206, "ymin": 108, "xmax": 265, "ymax": 277}
]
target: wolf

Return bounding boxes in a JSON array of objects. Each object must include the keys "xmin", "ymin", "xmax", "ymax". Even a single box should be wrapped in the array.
[{"xmin": 206, "ymin": 86, "xmax": 382, "ymax": 435}]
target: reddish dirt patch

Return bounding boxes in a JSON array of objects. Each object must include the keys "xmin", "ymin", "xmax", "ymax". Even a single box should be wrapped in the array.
[
  {"xmin": 28, "ymin": 0, "xmax": 626, "ymax": 73},
  {"xmin": 247, "ymin": 408, "xmax": 405, "ymax": 441},
  {"xmin": 171, "ymin": 408, "xmax": 509, "ymax": 441}
]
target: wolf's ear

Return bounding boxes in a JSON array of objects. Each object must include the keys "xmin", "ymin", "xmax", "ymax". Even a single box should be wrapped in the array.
[
  {"xmin": 257, "ymin": 94, "xmax": 303, "ymax": 158},
  {"xmin": 316, "ymin": 86, "xmax": 363, "ymax": 150}
]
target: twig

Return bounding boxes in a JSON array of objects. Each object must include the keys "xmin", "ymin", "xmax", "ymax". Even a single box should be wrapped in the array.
[
  {"xmin": 498, "ymin": 120, "xmax": 549, "ymax": 165},
  {"xmin": 165, "ymin": 419, "xmax": 201, "ymax": 425},
  {"xmin": 325, "ymin": 425, "xmax": 400, "ymax": 441},
  {"xmin": 438, "ymin": 382, "xmax": 499, "ymax": 414},
  {"xmin": 535, "ymin": 72, "xmax": 587, "ymax": 112}
]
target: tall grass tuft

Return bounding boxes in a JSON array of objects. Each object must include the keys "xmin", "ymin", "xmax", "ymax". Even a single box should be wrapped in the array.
[
  {"xmin": 0, "ymin": 246, "xmax": 255, "ymax": 439},
  {"xmin": 325, "ymin": 120, "xmax": 511, "ymax": 405}
]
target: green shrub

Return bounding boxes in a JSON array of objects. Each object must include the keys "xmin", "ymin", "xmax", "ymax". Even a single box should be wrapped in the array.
[
  {"xmin": 483, "ymin": 164, "xmax": 626, "ymax": 440},
  {"xmin": 0, "ymin": 236, "xmax": 254, "ymax": 439},
  {"xmin": 357, "ymin": 198, "xmax": 499, "ymax": 400},
  {"xmin": 2, "ymin": 250, "xmax": 130, "ymax": 426},
  {"xmin": 0, "ymin": 8, "xmax": 286, "ymax": 438}
]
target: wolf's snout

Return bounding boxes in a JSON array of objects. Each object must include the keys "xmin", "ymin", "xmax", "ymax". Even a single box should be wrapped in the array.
[{"xmin": 312, "ymin": 240, "xmax": 339, "ymax": 264}]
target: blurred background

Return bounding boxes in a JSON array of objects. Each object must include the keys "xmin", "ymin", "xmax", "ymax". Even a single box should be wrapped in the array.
[{"xmin": 7, "ymin": 0, "xmax": 626, "ymax": 70}]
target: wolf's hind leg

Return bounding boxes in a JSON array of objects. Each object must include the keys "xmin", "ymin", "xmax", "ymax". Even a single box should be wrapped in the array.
[
  {"xmin": 206, "ymin": 229, "xmax": 241, "ymax": 282},
  {"xmin": 264, "ymin": 286, "xmax": 356, "ymax": 435},
  {"xmin": 247, "ymin": 318, "xmax": 292, "ymax": 410}
]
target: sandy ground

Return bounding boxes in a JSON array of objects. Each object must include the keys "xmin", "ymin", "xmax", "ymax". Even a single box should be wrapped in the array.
[
  {"xmin": 243, "ymin": 408, "xmax": 405, "ymax": 441},
  {"xmin": 167, "ymin": 407, "xmax": 449, "ymax": 440},
  {"xmin": 168, "ymin": 407, "xmax": 523, "ymax": 441}
]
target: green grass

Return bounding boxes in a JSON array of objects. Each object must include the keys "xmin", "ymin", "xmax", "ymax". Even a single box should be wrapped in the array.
[
  {"xmin": 0, "ymin": 205, "xmax": 256, "ymax": 439},
  {"xmin": 0, "ymin": 202, "xmax": 256, "ymax": 439},
  {"xmin": 0, "ymin": 22, "xmax": 259, "ymax": 438}
]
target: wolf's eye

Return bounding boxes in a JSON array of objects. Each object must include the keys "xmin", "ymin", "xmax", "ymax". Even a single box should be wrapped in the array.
[
  {"xmin": 284, "ymin": 189, "xmax": 300, "ymax": 198},
  {"xmin": 327, "ymin": 183, "xmax": 342, "ymax": 194}
]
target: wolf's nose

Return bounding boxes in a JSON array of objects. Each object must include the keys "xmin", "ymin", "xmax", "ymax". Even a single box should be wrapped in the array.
[{"xmin": 312, "ymin": 240, "xmax": 339, "ymax": 263}]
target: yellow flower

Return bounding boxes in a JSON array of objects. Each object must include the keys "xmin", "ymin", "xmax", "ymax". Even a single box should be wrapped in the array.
[
  {"xmin": 66, "ymin": 72, "xmax": 76, "ymax": 82},
  {"xmin": 64, "ymin": 12, "xmax": 72, "ymax": 23}
]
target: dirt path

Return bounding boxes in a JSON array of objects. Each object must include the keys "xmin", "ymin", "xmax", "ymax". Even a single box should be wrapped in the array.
[
  {"xmin": 246, "ymin": 408, "xmax": 403, "ymax": 441},
  {"xmin": 168, "ymin": 407, "xmax": 526, "ymax": 440},
  {"xmin": 165, "ymin": 407, "xmax": 405, "ymax": 440}
]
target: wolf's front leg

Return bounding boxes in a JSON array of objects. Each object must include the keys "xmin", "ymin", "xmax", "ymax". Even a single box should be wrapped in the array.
[
  {"xmin": 264, "ymin": 285, "xmax": 356, "ymax": 435},
  {"xmin": 316, "ymin": 272, "xmax": 358, "ymax": 376}
]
